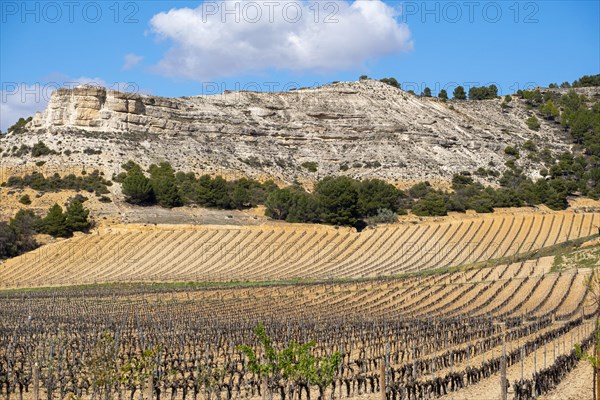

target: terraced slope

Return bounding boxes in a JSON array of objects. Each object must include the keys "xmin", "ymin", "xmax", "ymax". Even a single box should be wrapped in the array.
[{"xmin": 0, "ymin": 210, "xmax": 597, "ymax": 287}]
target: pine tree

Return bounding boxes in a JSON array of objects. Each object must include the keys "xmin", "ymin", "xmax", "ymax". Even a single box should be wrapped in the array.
[
  {"xmin": 423, "ymin": 87, "xmax": 432, "ymax": 97},
  {"xmin": 209, "ymin": 176, "xmax": 232, "ymax": 209},
  {"xmin": 0, "ymin": 222, "xmax": 19, "ymax": 259},
  {"xmin": 315, "ymin": 176, "xmax": 362, "ymax": 228},
  {"xmin": 149, "ymin": 162, "xmax": 183, "ymax": 208},
  {"xmin": 265, "ymin": 188, "xmax": 295, "ymax": 220},
  {"xmin": 122, "ymin": 170, "xmax": 154, "ymax": 205},
  {"xmin": 230, "ymin": 186, "xmax": 251, "ymax": 209},
  {"xmin": 540, "ymin": 99, "xmax": 560, "ymax": 120},
  {"xmin": 66, "ymin": 200, "xmax": 91, "ymax": 232},
  {"xmin": 151, "ymin": 174, "xmax": 183, "ymax": 208},
  {"xmin": 453, "ymin": 86, "xmax": 467, "ymax": 100},
  {"xmin": 42, "ymin": 204, "xmax": 69, "ymax": 237},
  {"xmin": 411, "ymin": 193, "xmax": 448, "ymax": 216},
  {"xmin": 438, "ymin": 89, "xmax": 448, "ymax": 100}
]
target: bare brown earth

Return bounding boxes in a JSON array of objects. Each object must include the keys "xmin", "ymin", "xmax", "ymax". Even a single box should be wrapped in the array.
[{"xmin": 0, "ymin": 206, "xmax": 598, "ymax": 288}]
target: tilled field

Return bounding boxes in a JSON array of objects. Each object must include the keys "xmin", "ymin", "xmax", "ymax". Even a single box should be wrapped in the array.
[{"xmin": 0, "ymin": 210, "xmax": 597, "ymax": 288}]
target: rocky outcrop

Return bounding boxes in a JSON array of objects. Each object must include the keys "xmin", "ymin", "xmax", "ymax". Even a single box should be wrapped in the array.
[
  {"xmin": 31, "ymin": 86, "xmax": 178, "ymax": 132},
  {"xmin": 5, "ymin": 80, "xmax": 575, "ymax": 184}
]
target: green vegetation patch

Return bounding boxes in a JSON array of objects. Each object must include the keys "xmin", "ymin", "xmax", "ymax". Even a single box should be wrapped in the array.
[
  {"xmin": 552, "ymin": 242, "xmax": 600, "ymax": 272},
  {"xmin": 3, "ymin": 170, "xmax": 111, "ymax": 196}
]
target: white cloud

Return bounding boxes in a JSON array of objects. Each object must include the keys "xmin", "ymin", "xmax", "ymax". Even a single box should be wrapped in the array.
[
  {"xmin": 149, "ymin": 0, "xmax": 413, "ymax": 80},
  {"xmin": 123, "ymin": 53, "xmax": 144, "ymax": 70}
]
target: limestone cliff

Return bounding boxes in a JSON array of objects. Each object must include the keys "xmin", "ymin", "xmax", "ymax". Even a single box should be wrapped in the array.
[{"xmin": 2, "ymin": 80, "xmax": 574, "ymax": 185}]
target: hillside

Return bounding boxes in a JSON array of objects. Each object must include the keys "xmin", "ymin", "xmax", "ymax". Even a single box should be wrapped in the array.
[
  {"xmin": 0, "ymin": 81, "xmax": 582, "ymax": 186},
  {"xmin": 0, "ymin": 209, "xmax": 596, "ymax": 288}
]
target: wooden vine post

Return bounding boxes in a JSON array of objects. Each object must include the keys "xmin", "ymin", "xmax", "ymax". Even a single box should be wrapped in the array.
[
  {"xmin": 500, "ymin": 322, "xmax": 507, "ymax": 400},
  {"xmin": 380, "ymin": 356, "xmax": 386, "ymax": 400},
  {"xmin": 146, "ymin": 374, "xmax": 153, "ymax": 400},
  {"xmin": 32, "ymin": 362, "xmax": 39, "ymax": 400},
  {"xmin": 596, "ymin": 318, "xmax": 600, "ymax": 400},
  {"xmin": 263, "ymin": 376, "xmax": 268, "ymax": 400}
]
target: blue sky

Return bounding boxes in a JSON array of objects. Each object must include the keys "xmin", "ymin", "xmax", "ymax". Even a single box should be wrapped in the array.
[{"xmin": 1, "ymin": 0, "xmax": 599, "ymax": 131}]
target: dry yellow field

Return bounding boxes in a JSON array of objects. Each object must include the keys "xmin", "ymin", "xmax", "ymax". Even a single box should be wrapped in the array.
[{"xmin": 0, "ymin": 209, "xmax": 597, "ymax": 288}]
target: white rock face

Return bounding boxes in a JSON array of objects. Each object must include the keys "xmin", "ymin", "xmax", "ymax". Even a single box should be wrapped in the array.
[{"xmin": 9, "ymin": 81, "xmax": 573, "ymax": 184}]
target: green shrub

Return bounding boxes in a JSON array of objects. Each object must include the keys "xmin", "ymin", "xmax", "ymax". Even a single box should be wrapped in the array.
[
  {"xmin": 301, "ymin": 161, "xmax": 318, "ymax": 172},
  {"xmin": 0, "ymin": 209, "xmax": 40, "ymax": 258},
  {"xmin": 452, "ymin": 172, "xmax": 474, "ymax": 186},
  {"xmin": 368, "ymin": 208, "xmax": 398, "ymax": 224},
  {"xmin": 10, "ymin": 209, "xmax": 42, "ymax": 237},
  {"xmin": 18, "ymin": 194, "xmax": 31, "ymax": 205},
  {"xmin": 526, "ymin": 115, "xmax": 541, "ymax": 131},
  {"xmin": 265, "ymin": 188, "xmax": 296, "ymax": 220},
  {"xmin": 83, "ymin": 148, "xmax": 102, "ymax": 155},
  {"xmin": 408, "ymin": 181, "xmax": 433, "ymax": 199},
  {"xmin": 13, "ymin": 144, "xmax": 31, "ymax": 157},
  {"xmin": 467, "ymin": 195, "xmax": 494, "ymax": 213},
  {"xmin": 0, "ymin": 222, "xmax": 19, "ymax": 259},
  {"xmin": 411, "ymin": 193, "xmax": 447, "ymax": 216},
  {"xmin": 520, "ymin": 89, "xmax": 543, "ymax": 106},
  {"xmin": 316, "ymin": 176, "xmax": 362, "ymax": 227},
  {"xmin": 6, "ymin": 117, "xmax": 32, "ymax": 134},
  {"xmin": 379, "ymin": 77, "xmax": 400, "ymax": 89},
  {"xmin": 504, "ymin": 146, "xmax": 520, "ymax": 157},
  {"xmin": 5, "ymin": 170, "xmax": 111, "ymax": 194},
  {"xmin": 363, "ymin": 161, "xmax": 382, "ymax": 168},
  {"xmin": 31, "ymin": 141, "xmax": 56, "ymax": 157},
  {"xmin": 148, "ymin": 162, "xmax": 183, "ymax": 208},
  {"xmin": 241, "ymin": 156, "xmax": 263, "ymax": 168},
  {"xmin": 572, "ymin": 74, "xmax": 600, "ymax": 88},
  {"xmin": 265, "ymin": 187, "xmax": 319, "ymax": 223},
  {"xmin": 523, "ymin": 140, "xmax": 537, "ymax": 152},
  {"xmin": 357, "ymin": 179, "xmax": 403, "ymax": 216}
]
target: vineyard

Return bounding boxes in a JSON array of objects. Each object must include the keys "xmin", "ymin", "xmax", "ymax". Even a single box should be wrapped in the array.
[
  {"xmin": 0, "ymin": 210, "xmax": 597, "ymax": 288},
  {"xmin": 0, "ymin": 257, "xmax": 596, "ymax": 400},
  {"xmin": 0, "ymin": 207, "xmax": 599, "ymax": 400}
]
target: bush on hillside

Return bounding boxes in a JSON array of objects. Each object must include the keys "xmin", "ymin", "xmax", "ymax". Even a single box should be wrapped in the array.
[
  {"xmin": 31, "ymin": 141, "xmax": 56, "ymax": 157},
  {"xmin": 527, "ymin": 115, "xmax": 541, "ymax": 131}
]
